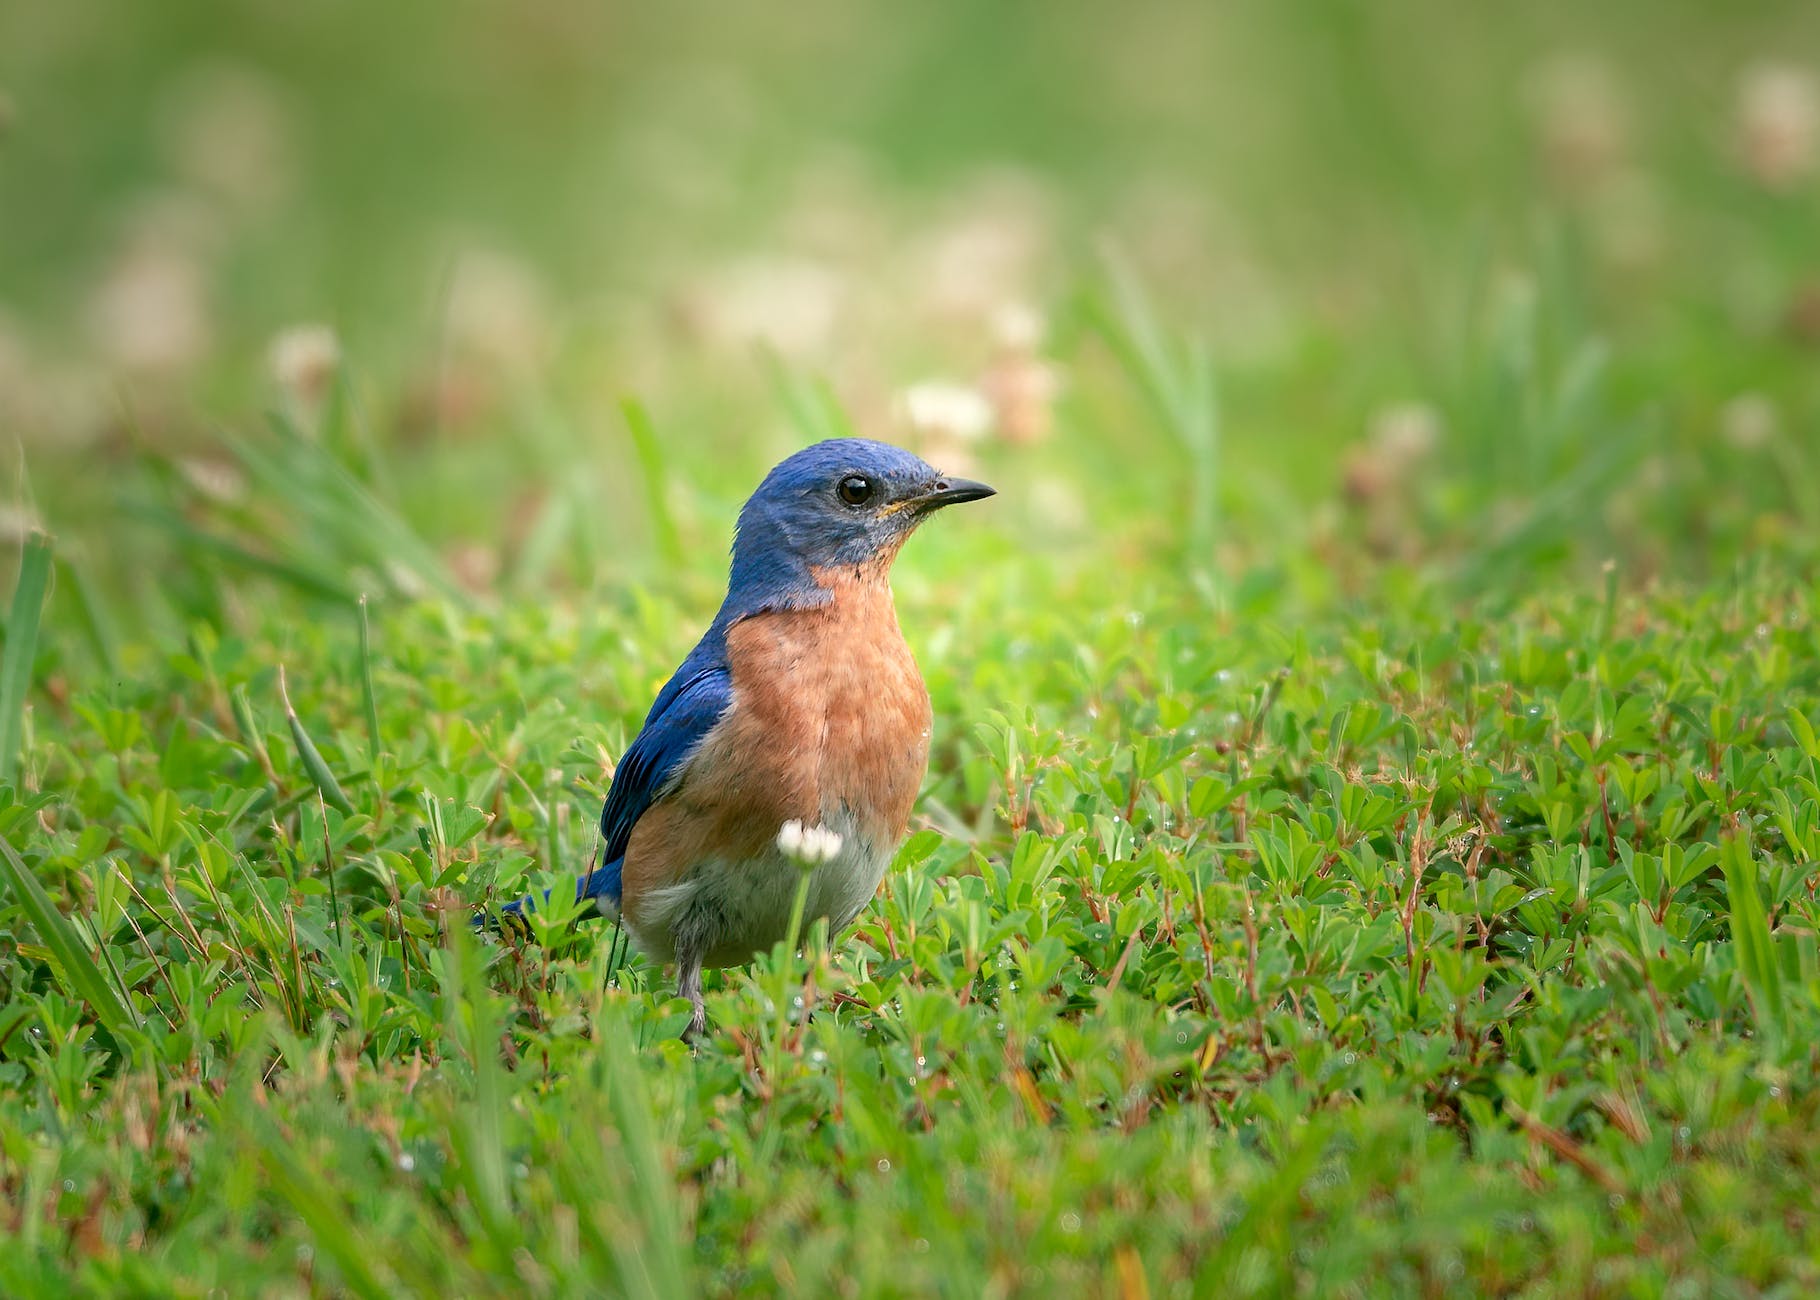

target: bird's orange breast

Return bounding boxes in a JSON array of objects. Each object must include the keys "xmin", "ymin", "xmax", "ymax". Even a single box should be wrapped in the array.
[{"xmin": 618, "ymin": 562, "xmax": 932, "ymax": 922}]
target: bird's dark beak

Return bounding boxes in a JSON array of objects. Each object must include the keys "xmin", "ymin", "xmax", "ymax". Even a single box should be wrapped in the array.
[{"xmin": 915, "ymin": 477, "xmax": 997, "ymax": 510}]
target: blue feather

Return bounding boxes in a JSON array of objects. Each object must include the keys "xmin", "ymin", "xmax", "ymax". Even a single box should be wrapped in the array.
[
  {"xmin": 589, "ymin": 657, "xmax": 733, "ymax": 902},
  {"xmin": 495, "ymin": 645, "xmax": 732, "ymax": 921}
]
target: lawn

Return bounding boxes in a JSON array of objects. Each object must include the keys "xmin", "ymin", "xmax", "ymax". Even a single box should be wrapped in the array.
[{"xmin": 2, "ymin": 2, "xmax": 1819, "ymax": 1295}]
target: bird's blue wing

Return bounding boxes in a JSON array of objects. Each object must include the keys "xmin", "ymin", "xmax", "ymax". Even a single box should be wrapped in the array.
[
  {"xmin": 495, "ymin": 660, "xmax": 731, "ymax": 921},
  {"xmin": 590, "ymin": 663, "xmax": 732, "ymax": 899}
]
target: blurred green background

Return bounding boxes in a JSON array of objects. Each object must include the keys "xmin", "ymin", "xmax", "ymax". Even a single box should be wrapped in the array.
[{"xmin": 1, "ymin": 0, "xmax": 1818, "ymax": 633}]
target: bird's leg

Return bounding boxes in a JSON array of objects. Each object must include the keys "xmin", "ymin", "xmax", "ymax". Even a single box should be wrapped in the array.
[{"xmin": 676, "ymin": 955, "xmax": 706, "ymax": 1042}]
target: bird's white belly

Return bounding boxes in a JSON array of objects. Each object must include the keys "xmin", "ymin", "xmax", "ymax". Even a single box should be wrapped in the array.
[{"xmin": 618, "ymin": 807, "xmax": 892, "ymax": 967}]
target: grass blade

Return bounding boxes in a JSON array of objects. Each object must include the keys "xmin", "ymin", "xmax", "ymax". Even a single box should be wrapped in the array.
[
  {"xmin": 230, "ymin": 683, "xmax": 277, "ymax": 778},
  {"xmin": 1085, "ymin": 253, "xmax": 1221, "ymax": 560},
  {"xmin": 242, "ymin": 416, "xmax": 468, "ymax": 604},
  {"xmin": 762, "ymin": 353, "xmax": 858, "ymax": 445},
  {"xmin": 243, "ymin": 1109, "xmax": 394, "ymax": 1300},
  {"xmin": 438, "ymin": 922, "xmax": 516, "ymax": 1258},
  {"xmin": 0, "ymin": 832, "xmax": 139, "ymax": 1034},
  {"xmin": 621, "ymin": 399, "xmax": 685, "ymax": 569},
  {"xmin": 1722, "ymin": 833, "xmax": 1785, "ymax": 1049},
  {"xmin": 127, "ymin": 503, "xmax": 360, "ymax": 605},
  {"xmin": 278, "ymin": 665, "xmax": 355, "ymax": 816},
  {"xmin": 601, "ymin": 1021, "xmax": 691, "ymax": 1299},
  {"xmin": 54, "ymin": 551, "xmax": 118, "ymax": 677},
  {"xmin": 0, "ymin": 531, "xmax": 52, "ymax": 786},
  {"xmin": 357, "ymin": 596, "xmax": 382, "ymax": 766}
]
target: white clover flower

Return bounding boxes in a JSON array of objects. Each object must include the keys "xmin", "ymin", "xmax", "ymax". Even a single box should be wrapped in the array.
[{"xmin": 776, "ymin": 819, "xmax": 844, "ymax": 866}]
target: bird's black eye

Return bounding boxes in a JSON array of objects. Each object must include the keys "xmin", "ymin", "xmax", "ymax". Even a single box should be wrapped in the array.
[{"xmin": 837, "ymin": 474, "xmax": 875, "ymax": 506}]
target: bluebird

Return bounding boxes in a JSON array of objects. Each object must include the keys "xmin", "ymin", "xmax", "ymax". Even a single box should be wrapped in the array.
[{"xmin": 495, "ymin": 439, "xmax": 993, "ymax": 1038}]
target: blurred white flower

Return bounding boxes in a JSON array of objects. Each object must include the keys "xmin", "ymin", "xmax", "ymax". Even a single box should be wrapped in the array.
[
  {"xmin": 448, "ymin": 248, "xmax": 551, "ymax": 371},
  {"xmin": 1525, "ymin": 53, "xmax": 1627, "ymax": 190},
  {"xmin": 912, "ymin": 171, "xmax": 1052, "ymax": 322},
  {"xmin": 0, "ymin": 504, "xmax": 43, "ymax": 545},
  {"xmin": 981, "ymin": 305, "xmax": 1060, "ymax": 446},
  {"xmin": 158, "ymin": 60, "xmax": 295, "ymax": 215},
  {"xmin": 1027, "ymin": 475, "xmax": 1087, "ymax": 536},
  {"xmin": 1720, "ymin": 393, "xmax": 1778, "ymax": 450},
  {"xmin": 678, "ymin": 257, "xmax": 844, "ymax": 360},
  {"xmin": 990, "ymin": 303, "xmax": 1046, "ymax": 353},
  {"xmin": 776, "ymin": 819, "xmax": 844, "ymax": 866},
  {"xmin": 1370, "ymin": 402, "xmax": 1441, "ymax": 463},
  {"xmin": 445, "ymin": 541, "xmax": 501, "ymax": 594},
  {"xmin": 898, "ymin": 381, "xmax": 992, "ymax": 442},
  {"xmin": 982, "ymin": 355, "xmax": 1060, "ymax": 447},
  {"xmin": 897, "ymin": 381, "xmax": 993, "ymax": 476},
  {"xmin": 176, "ymin": 457, "xmax": 246, "ymax": 504},
  {"xmin": 381, "ymin": 559, "xmax": 431, "ymax": 601},
  {"xmin": 267, "ymin": 324, "xmax": 341, "ymax": 406},
  {"xmin": 1736, "ymin": 62, "xmax": 1818, "ymax": 189},
  {"xmin": 85, "ymin": 243, "xmax": 212, "ymax": 374},
  {"xmin": 1344, "ymin": 402, "xmax": 1442, "ymax": 506}
]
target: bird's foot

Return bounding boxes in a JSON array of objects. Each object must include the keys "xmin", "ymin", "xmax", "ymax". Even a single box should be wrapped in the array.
[{"xmin": 677, "ymin": 960, "xmax": 707, "ymax": 1044}]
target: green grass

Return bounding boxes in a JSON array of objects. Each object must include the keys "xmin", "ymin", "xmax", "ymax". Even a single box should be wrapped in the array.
[
  {"xmin": 4, "ymin": 0, "xmax": 1820, "ymax": 1293},
  {"xmin": 3, "ymin": 539, "xmax": 1820, "ymax": 1293}
]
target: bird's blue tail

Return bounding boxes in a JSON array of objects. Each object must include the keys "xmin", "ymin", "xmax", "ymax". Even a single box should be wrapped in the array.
[{"xmin": 473, "ymin": 858, "xmax": 624, "ymax": 934}]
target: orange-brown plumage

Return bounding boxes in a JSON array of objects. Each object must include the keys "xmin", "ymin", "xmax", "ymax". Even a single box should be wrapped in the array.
[{"xmin": 620, "ymin": 560, "xmax": 931, "ymax": 965}]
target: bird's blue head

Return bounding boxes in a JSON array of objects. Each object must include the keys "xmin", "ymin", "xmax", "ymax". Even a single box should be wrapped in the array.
[{"xmin": 721, "ymin": 438, "xmax": 994, "ymax": 619}]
